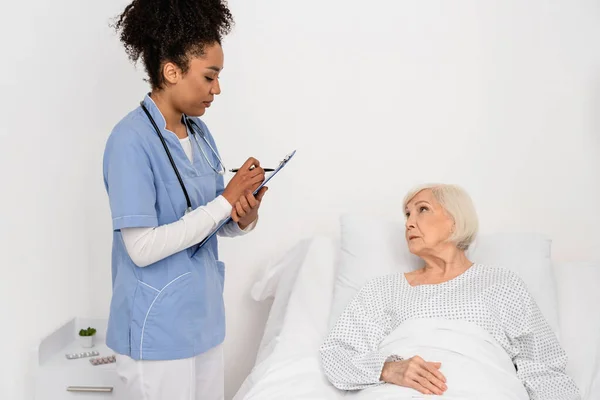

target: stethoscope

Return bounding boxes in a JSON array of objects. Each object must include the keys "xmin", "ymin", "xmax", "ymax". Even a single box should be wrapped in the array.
[{"xmin": 140, "ymin": 102, "xmax": 226, "ymax": 215}]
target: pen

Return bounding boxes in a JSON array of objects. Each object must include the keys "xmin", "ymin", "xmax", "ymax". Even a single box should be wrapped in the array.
[{"xmin": 229, "ymin": 168, "xmax": 275, "ymax": 173}]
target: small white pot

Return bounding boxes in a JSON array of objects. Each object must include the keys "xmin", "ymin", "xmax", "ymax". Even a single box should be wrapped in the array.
[{"xmin": 79, "ymin": 335, "xmax": 95, "ymax": 348}]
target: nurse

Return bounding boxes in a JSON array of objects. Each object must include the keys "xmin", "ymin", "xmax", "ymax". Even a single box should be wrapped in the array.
[{"xmin": 102, "ymin": 1, "xmax": 266, "ymax": 399}]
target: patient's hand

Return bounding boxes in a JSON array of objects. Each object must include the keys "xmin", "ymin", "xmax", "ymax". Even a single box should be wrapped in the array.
[{"xmin": 380, "ymin": 356, "xmax": 447, "ymax": 396}]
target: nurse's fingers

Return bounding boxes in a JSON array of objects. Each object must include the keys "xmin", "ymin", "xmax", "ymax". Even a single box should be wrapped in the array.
[
  {"xmin": 230, "ymin": 209, "xmax": 240, "ymax": 222},
  {"xmin": 239, "ymin": 195, "xmax": 252, "ymax": 213},
  {"xmin": 249, "ymin": 171, "xmax": 265, "ymax": 184},
  {"xmin": 255, "ymin": 187, "xmax": 268, "ymax": 202},
  {"xmin": 241, "ymin": 157, "xmax": 260, "ymax": 170},
  {"xmin": 245, "ymin": 192, "xmax": 258, "ymax": 209},
  {"xmin": 235, "ymin": 201, "xmax": 247, "ymax": 218},
  {"xmin": 247, "ymin": 166, "xmax": 264, "ymax": 178}
]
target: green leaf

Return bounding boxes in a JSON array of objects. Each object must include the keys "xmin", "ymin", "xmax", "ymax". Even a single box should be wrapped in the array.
[{"xmin": 78, "ymin": 327, "xmax": 96, "ymax": 336}]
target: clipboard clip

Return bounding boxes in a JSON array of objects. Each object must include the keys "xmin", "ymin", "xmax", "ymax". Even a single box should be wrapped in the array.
[
  {"xmin": 281, "ymin": 150, "xmax": 296, "ymax": 165},
  {"xmin": 272, "ymin": 150, "xmax": 296, "ymax": 171}
]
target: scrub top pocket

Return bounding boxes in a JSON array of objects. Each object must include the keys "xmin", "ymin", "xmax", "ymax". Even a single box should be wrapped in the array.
[{"xmin": 133, "ymin": 266, "xmax": 225, "ymax": 359}]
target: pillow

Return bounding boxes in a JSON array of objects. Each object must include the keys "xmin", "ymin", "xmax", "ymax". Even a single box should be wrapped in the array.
[
  {"xmin": 328, "ymin": 214, "xmax": 421, "ymax": 328},
  {"xmin": 234, "ymin": 236, "xmax": 341, "ymax": 400},
  {"xmin": 329, "ymin": 213, "xmax": 560, "ymax": 335},
  {"xmin": 250, "ymin": 238, "xmax": 314, "ymax": 366}
]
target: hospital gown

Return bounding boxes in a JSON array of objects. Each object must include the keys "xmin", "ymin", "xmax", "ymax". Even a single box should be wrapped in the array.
[{"xmin": 319, "ymin": 264, "xmax": 580, "ymax": 400}]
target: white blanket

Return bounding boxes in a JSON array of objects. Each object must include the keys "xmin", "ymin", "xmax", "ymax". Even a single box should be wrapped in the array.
[{"xmin": 345, "ymin": 318, "xmax": 529, "ymax": 400}]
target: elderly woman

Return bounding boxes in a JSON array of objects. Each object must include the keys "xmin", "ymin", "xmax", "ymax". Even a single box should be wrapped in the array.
[{"xmin": 320, "ymin": 184, "xmax": 580, "ymax": 400}]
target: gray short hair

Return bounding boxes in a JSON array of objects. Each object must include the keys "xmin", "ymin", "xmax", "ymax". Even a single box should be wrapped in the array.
[{"xmin": 403, "ymin": 183, "xmax": 479, "ymax": 250}]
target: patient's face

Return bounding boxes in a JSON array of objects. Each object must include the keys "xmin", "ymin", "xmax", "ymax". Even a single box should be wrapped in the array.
[{"xmin": 404, "ymin": 189, "xmax": 454, "ymax": 256}]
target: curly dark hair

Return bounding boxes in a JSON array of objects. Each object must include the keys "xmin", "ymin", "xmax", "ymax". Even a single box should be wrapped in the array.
[{"xmin": 113, "ymin": 0, "xmax": 234, "ymax": 89}]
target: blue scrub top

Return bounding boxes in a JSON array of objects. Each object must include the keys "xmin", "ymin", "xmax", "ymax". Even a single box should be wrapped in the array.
[{"xmin": 103, "ymin": 94, "xmax": 226, "ymax": 360}]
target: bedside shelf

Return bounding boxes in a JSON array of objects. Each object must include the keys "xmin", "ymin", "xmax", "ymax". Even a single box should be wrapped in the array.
[{"xmin": 34, "ymin": 317, "xmax": 126, "ymax": 400}]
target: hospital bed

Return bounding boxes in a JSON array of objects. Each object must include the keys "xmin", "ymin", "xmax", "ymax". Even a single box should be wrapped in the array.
[{"xmin": 233, "ymin": 214, "xmax": 600, "ymax": 400}]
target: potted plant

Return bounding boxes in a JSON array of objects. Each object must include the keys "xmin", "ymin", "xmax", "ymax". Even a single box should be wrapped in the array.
[{"xmin": 78, "ymin": 327, "xmax": 97, "ymax": 348}]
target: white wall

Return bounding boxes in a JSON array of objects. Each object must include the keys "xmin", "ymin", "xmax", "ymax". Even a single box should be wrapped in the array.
[
  {"xmin": 0, "ymin": 0, "xmax": 143, "ymax": 398},
  {"xmin": 1, "ymin": 1, "xmax": 599, "ymax": 399}
]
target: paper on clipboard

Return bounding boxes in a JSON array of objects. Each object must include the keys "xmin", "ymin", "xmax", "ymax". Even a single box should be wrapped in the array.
[{"xmin": 192, "ymin": 150, "xmax": 296, "ymax": 255}]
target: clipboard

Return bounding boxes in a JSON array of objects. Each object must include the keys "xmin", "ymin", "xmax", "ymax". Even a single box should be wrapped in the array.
[{"xmin": 192, "ymin": 150, "xmax": 296, "ymax": 256}]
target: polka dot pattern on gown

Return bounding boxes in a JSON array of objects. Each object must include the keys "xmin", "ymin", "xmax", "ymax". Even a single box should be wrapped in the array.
[{"xmin": 319, "ymin": 264, "xmax": 581, "ymax": 399}]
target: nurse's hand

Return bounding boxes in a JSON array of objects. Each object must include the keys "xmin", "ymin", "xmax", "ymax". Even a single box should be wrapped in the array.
[
  {"xmin": 380, "ymin": 356, "xmax": 447, "ymax": 395},
  {"xmin": 222, "ymin": 157, "xmax": 265, "ymax": 206},
  {"xmin": 231, "ymin": 187, "xmax": 268, "ymax": 229}
]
